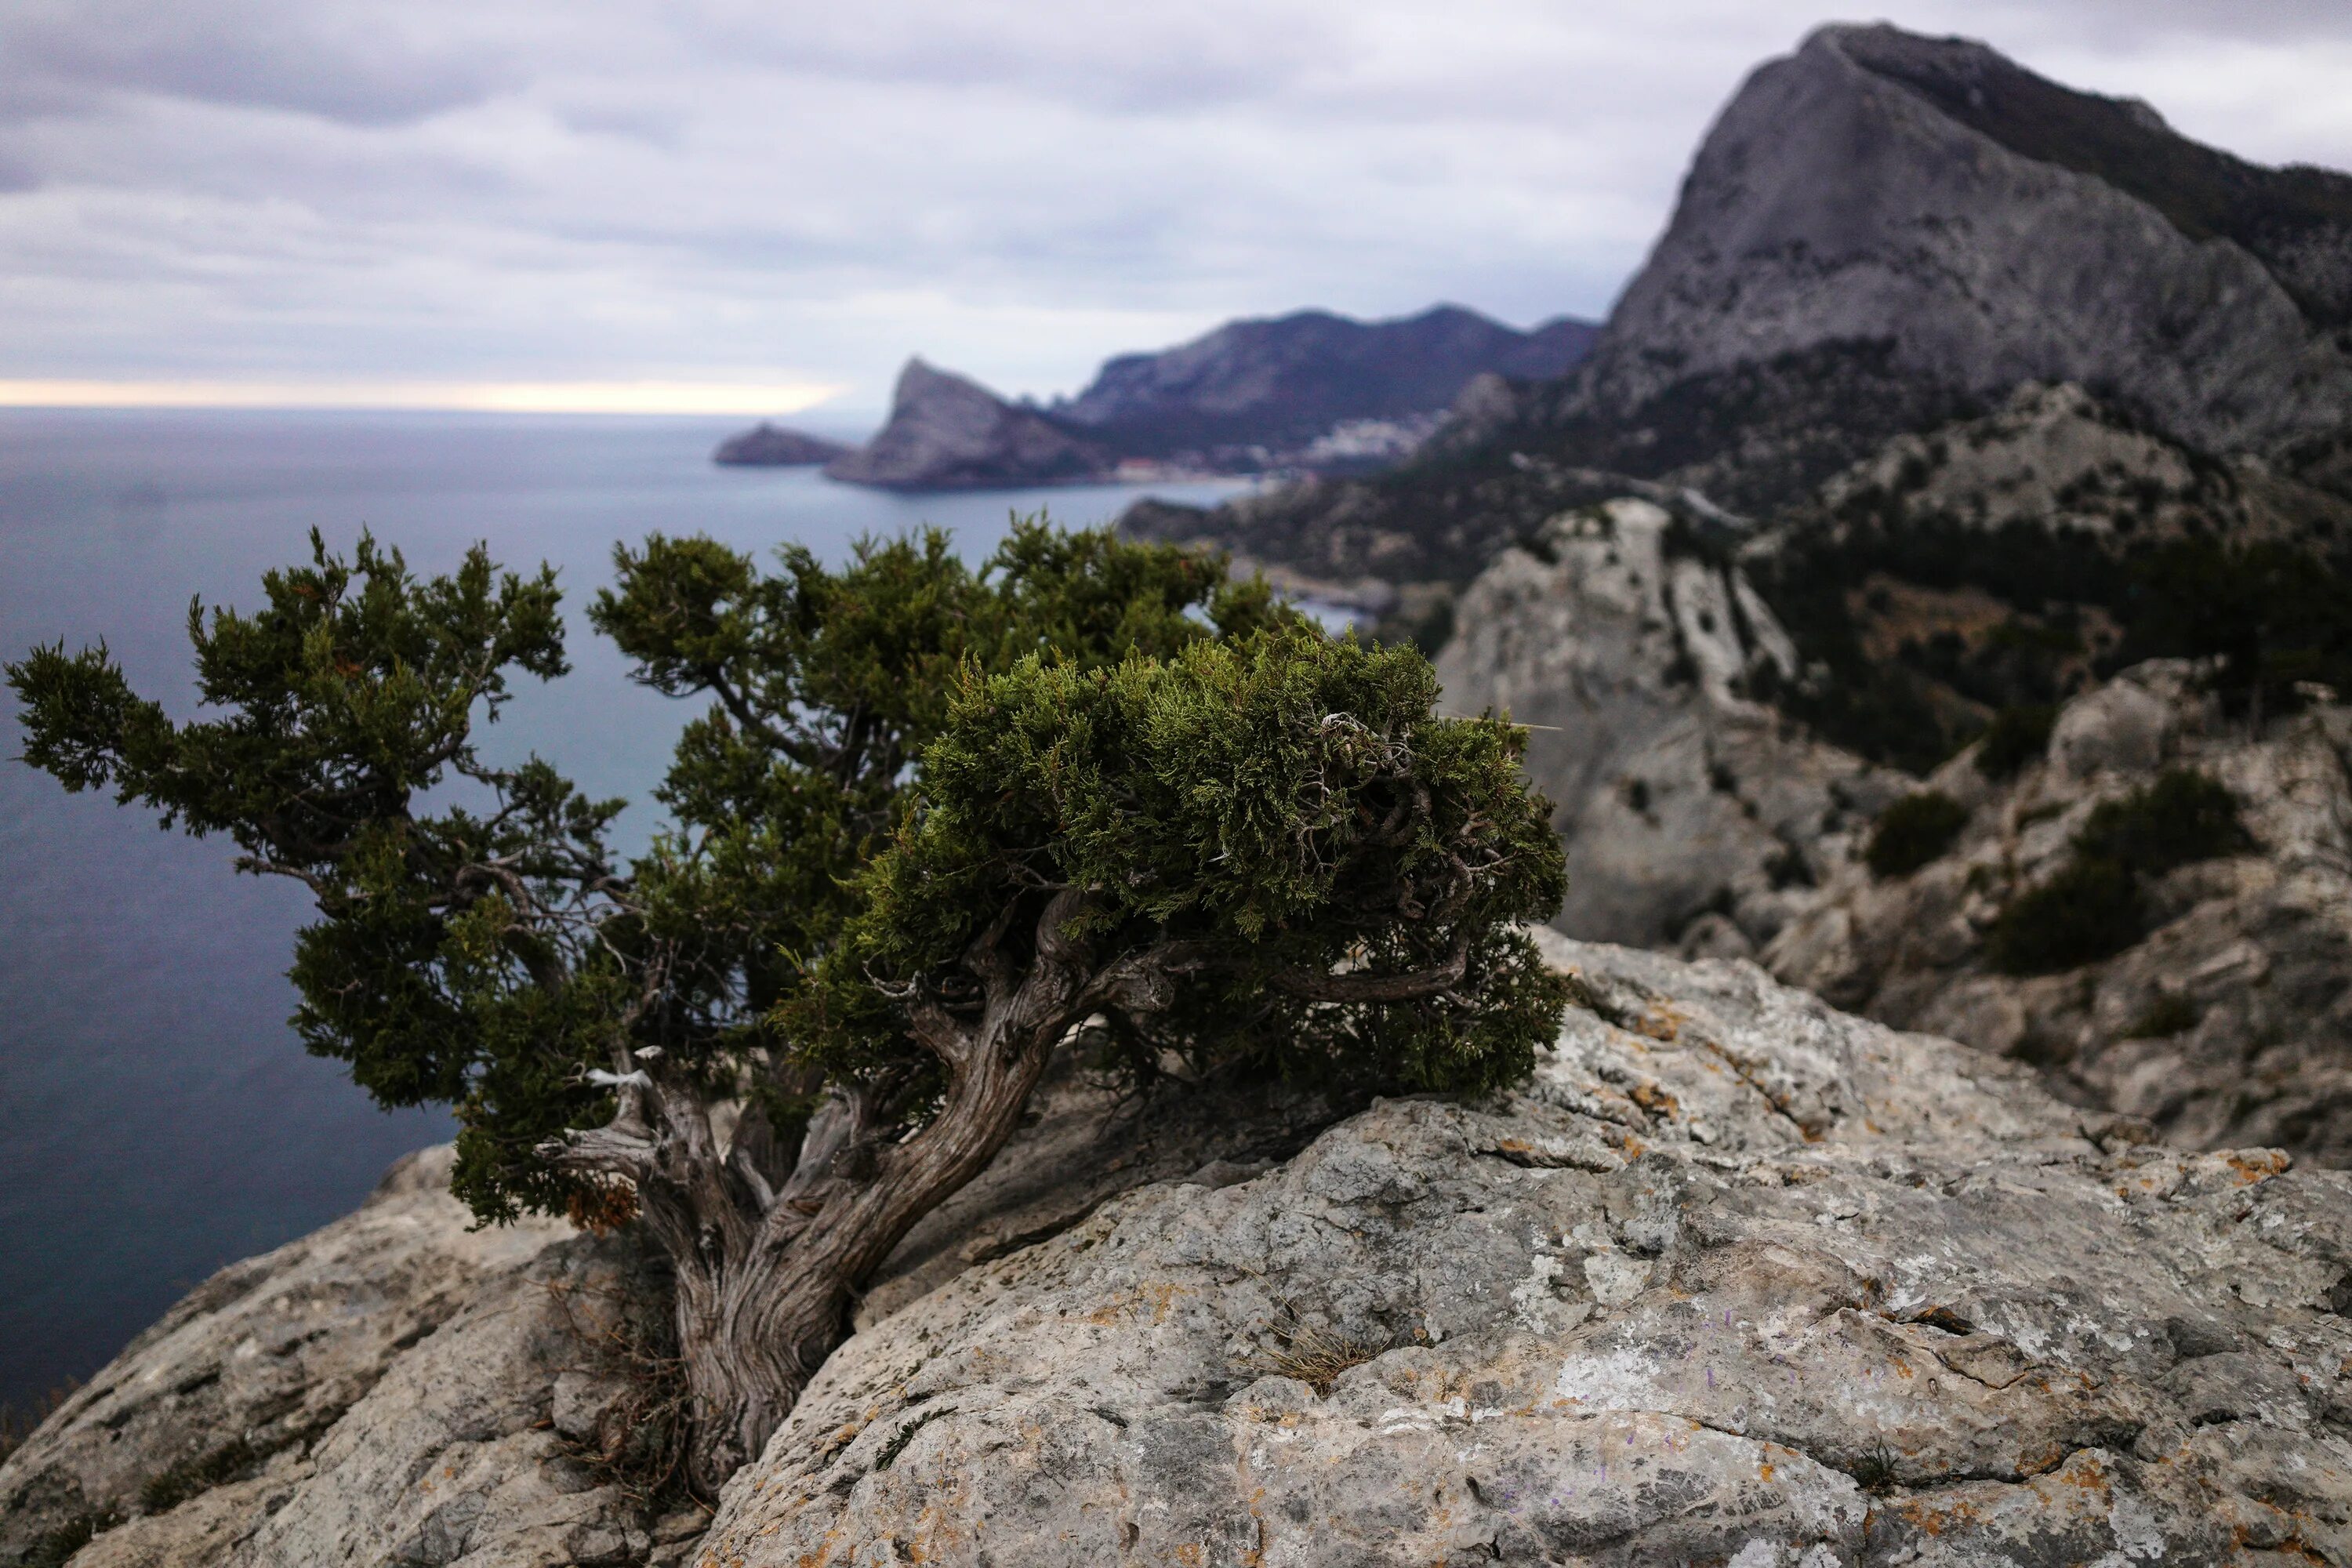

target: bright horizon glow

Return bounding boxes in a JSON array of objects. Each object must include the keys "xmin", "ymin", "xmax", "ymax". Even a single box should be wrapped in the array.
[{"xmin": 0, "ymin": 379, "xmax": 847, "ymax": 416}]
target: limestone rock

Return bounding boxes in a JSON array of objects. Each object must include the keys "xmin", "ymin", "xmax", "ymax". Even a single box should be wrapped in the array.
[
  {"xmin": 0, "ymin": 1064, "xmax": 1338, "ymax": 1566},
  {"xmin": 0, "ymin": 1145, "xmax": 572, "ymax": 1564},
  {"xmin": 1434, "ymin": 497, "xmax": 1906, "ymax": 951},
  {"xmin": 823, "ymin": 360, "xmax": 1111, "ymax": 490},
  {"xmin": 1766, "ymin": 662, "xmax": 2352, "ymax": 1167},
  {"xmin": 699, "ymin": 934, "xmax": 2352, "ymax": 1566}
]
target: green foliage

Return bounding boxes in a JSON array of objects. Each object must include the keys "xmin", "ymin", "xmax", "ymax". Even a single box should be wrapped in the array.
[
  {"xmin": 2125, "ymin": 993, "xmax": 2201, "ymax": 1040},
  {"xmin": 1984, "ymin": 854, "xmax": 2145, "ymax": 976},
  {"xmin": 140, "ymin": 1437, "xmax": 261, "ymax": 1514},
  {"xmin": 1973, "ymin": 703, "xmax": 2056, "ymax": 781},
  {"xmin": 8, "ymin": 516, "xmax": 1564, "ymax": 1245},
  {"xmin": 1984, "ymin": 771, "xmax": 2249, "ymax": 976},
  {"xmin": 781, "ymin": 627, "xmax": 1570, "ymax": 1103},
  {"xmin": 1865, "ymin": 792, "xmax": 1970, "ymax": 879},
  {"xmin": 2072, "ymin": 768, "xmax": 2252, "ymax": 873},
  {"xmin": 2113, "ymin": 536, "xmax": 2352, "ymax": 717}
]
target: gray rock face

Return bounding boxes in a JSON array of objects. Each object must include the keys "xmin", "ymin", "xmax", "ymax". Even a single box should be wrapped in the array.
[
  {"xmin": 0, "ymin": 1067, "xmax": 1338, "ymax": 1566},
  {"xmin": 710, "ymin": 424, "xmax": 850, "ymax": 466},
  {"xmin": 700, "ymin": 932, "xmax": 2352, "ymax": 1566},
  {"xmin": 1435, "ymin": 497, "xmax": 1907, "ymax": 951},
  {"xmin": 823, "ymin": 360, "xmax": 1111, "ymax": 490},
  {"xmin": 1766, "ymin": 661, "xmax": 2352, "ymax": 1167},
  {"xmin": 1583, "ymin": 24, "xmax": 2352, "ymax": 458},
  {"xmin": 0, "ymin": 1146, "xmax": 572, "ymax": 1564}
]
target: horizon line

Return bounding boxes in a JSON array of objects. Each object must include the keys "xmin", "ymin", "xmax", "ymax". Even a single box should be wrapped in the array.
[{"xmin": 0, "ymin": 379, "xmax": 848, "ymax": 417}]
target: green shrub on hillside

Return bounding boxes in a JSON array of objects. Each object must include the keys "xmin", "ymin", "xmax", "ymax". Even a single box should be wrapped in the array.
[
  {"xmin": 1984, "ymin": 769, "xmax": 2250, "ymax": 975},
  {"xmin": 1973, "ymin": 703, "xmax": 2056, "ymax": 781},
  {"xmin": 1984, "ymin": 854, "xmax": 2145, "ymax": 975},
  {"xmin": 2073, "ymin": 768, "xmax": 2252, "ymax": 873},
  {"xmin": 1866, "ymin": 791, "xmax": 1970, "ymax": 878}
]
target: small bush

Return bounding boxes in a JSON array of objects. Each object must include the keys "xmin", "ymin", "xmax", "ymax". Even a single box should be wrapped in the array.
[
  {"xmin": 1984, "ymin": 855, "xmax": 2145, "ymax": 975},
  {"xmin": 2126, "ymin": 993, "xmax": 2201, "ymax": 1039},
  {"xmin": 1973, "ymin": 703, "xmax": 2056, "ymax": 781},
  {"xmin": 1866, "ymin": 792, "xmax": 1970, "ymax": 879},
  {"xmin": 1765, "ymin": 843, "xmax": 1815, "ymax": 890},
  {"xmin": 140, "ymin": 1436, "xmax": 260, "ymax": 1513},
  {"xmin": 2074, "ymin": 769, "xmax": 2251, "ymax": 874},
  {"xmin": 18, "ymin": 1514, "xmax": 120, "ymax": 1568}
]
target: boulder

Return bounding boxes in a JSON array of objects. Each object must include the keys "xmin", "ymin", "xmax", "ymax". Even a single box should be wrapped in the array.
[
  {"xmin": 699, "ymin": 933, "xmax": 2352, "ymax": 1565},
  {"xmin": 0, "ymin": 1146, "xmax": 572, "ymax": 1565}
]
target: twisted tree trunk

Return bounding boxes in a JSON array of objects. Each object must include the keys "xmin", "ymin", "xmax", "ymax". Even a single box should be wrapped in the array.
[
  {"xmin": 559, "ymin": 886, "xmax": 1472, "ymax": 1493},
  {"xmin": 557, "ymin": 890, "xmax": 1100, "ymax": 1493}
]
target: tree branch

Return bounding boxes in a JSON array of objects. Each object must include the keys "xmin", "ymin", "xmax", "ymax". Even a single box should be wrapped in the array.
[{"xmin": 1269, "ymin": 927, "xmax": 1473, "ymax": 1004}]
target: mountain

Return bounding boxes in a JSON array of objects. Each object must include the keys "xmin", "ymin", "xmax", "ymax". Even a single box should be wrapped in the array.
[
  {"xmin": 1131, "ymin": 22, "xmax": 2352, "ymax": 580},
  {"xmin": 821, "ymin": 359, "xmax": 1113, "ymax": 490},
  {"xmin": 1579, "ymin": 23, "xmax": 2352, "ymax": 457},
  {"xmin": 14, "ymin": 943, "xmax": 2351, "ymax": 1564},
  {"xmin": 1054, "ymin": 304, "xmax": 1598, "ymax": 461},
  {"xmin": 821, "ymin": 307, "xmax": 1597, "ymax": 492},
  {"xmin": 710, "ymin": 423, "xmax": 851, "ymax": 466}
]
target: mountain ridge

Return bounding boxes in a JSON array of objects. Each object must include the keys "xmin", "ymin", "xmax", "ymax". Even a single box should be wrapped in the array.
[{"xmin": 807, "ymin": 303, "xmax": 1596, "ymax": 492}]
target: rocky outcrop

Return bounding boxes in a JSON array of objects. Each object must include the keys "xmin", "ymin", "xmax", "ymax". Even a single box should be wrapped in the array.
[
  {"xmin": 1434, "ymin": 495, "xmax": 1907, "ymax": 951},
  {"xmin": 1767, "ymin": 661, "xmax": 2352, "ymax": 1167},
  {"xmin": 701, "ymin": 931, "xmax": 2352, "ymax": 1565},
  {"xmin": 1581, "ymin": 24, "xmax": 2352, "ymax": 459},
  {"xmin": 710, "ymin": 425, "xmax": 849, "ymax": 467},
  {"xmin": 822, "ymin": 360, "xmax": 1112, "ymax": 491},
  {"xmin": 0, "ymin": 1062, "xmax": 1341, "ymax": 1567},
  {"xmin": 14, "ymin": 943, "xmax": 2352, "ymax": 1565},
  {"xmin": 1058, "ymin": 305, "xmax": 1597, "ymax": 463},
  {"xmin": 0, "ymin": 1146, "xmax": 592, "ymax": 1566}
]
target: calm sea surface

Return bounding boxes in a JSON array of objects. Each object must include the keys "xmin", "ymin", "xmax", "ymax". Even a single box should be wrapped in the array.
[{"xmin": 0, "ymin": 408, "xmax": 1252, "ymax": 1413}]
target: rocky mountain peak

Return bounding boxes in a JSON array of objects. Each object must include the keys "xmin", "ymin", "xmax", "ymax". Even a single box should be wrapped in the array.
[
  {"xmin": 821, "ymin": 358, "xmax": 1112, "ymax": 491},
  {"xmin": 1583, "ymin": 21, "xmax": 2352, "ymax": 457}
]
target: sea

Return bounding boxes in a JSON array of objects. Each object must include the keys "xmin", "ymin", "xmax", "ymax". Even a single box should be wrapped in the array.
[{"xmin": 0, "ymin": 408, "xmax": 1255, "ymax": 1415}]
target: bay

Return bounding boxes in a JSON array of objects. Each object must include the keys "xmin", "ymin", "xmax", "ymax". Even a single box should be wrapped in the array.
[{"xmin": 0, "ymin": 407, "xmax": 1252, "ymax": 1414}]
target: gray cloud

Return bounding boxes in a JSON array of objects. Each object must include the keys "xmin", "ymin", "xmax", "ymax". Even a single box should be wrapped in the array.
[
  {"xmin": 0, "ymin": 0, "xmax": 509, "ymax": 127},
  {"xmin": 0, "ymin": 1, "xmax": 2345, "ymax": 409}
]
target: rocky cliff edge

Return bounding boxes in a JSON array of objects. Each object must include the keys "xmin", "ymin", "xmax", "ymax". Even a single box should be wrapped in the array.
[{"xmin": 8, "ymin": 939, "xmax": 2350, "ymax": 1565}]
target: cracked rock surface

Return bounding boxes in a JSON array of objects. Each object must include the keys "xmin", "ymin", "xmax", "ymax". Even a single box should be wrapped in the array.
[{"xmin": 699, "ymin": 934, "xmax": 2352, "ymax": 1566}]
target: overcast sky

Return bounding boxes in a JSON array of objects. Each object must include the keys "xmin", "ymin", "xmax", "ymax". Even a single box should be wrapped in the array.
[{"xmin": 2, "ymin": 1, "xmax": 2348, "ymax": 420}]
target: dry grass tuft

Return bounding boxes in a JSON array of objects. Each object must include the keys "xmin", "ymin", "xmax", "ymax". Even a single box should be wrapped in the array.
[{"xmin": 1239, "ymin": 1301, "xmax": 1391, "ymax": 1396}]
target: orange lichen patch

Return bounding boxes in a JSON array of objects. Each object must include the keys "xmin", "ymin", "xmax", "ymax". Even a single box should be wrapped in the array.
[
  {"xmin": 1889, "ymin": 1494, "xmax": 1991, "ymax": 1537},
  {"xmin": 2227, "ymin": 1150, "xmax": 2292, "ymax": 1185},
  {"xmin": 1080, "ymin": 1280, "xmax": 1194, "ymax": 1328},
  {"xmin": 1629, "ymin": 1081, "xmax": 1682, "ymax": 1117},
  {"xmin": 2016, "ymin": 1442, "xmax": 2074, "ymax": 1478},
  {"xmin": 1633, "ymin": 1007, "xmax": 1682, "ymax": 1042},
  {"xmin": 1759, "ymin": 1457, "xmax": 1776, "ymax": 1483}
]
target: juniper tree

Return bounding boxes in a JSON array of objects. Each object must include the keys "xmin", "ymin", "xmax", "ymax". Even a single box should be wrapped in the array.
[{"xmin": 9, "ymin": 518, "xmax": 1569, "ymax": 1490}]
